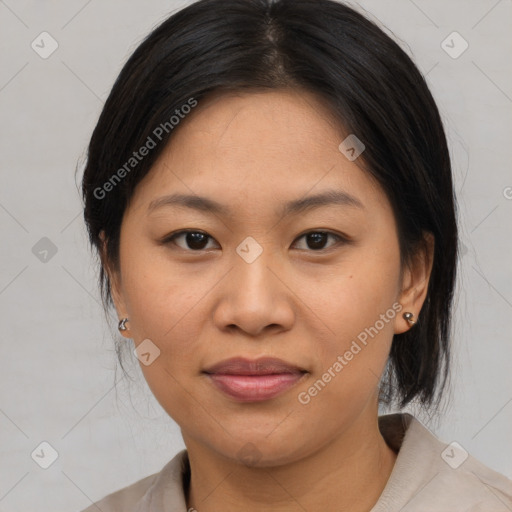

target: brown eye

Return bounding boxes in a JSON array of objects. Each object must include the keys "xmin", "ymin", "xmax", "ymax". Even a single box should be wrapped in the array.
[
  {"xmin": 293, "ymin": 231, "xmax": 344, "ymax": 251},
  {"xmin": 165, "ymin": 230, "xmax": 217, "ymax": 251}
]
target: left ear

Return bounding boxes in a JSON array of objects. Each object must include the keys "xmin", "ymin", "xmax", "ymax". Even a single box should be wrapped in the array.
[{"xmin": 395, "ymin": 232, "xmax": 435, "ymax": 334}]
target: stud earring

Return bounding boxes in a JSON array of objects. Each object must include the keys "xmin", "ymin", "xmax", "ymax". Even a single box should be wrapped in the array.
[
  {"xmin": 403, "ymin": 312, "xmax": 416, "ymax": 325},
  {"xmin": 118, "ymin": 318, "xmax": 129, "ymax": 331}
]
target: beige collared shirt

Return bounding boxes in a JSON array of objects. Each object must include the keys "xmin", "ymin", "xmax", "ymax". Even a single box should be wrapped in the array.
[{"xmin": 80, "ymin": 413, "xmax": 512, "ymax": 511}]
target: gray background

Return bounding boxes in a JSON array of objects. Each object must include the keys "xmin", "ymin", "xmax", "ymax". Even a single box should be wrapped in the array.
[{"xmin": 0, "ymin": 0, "xmax": 511, "ymax": 510}]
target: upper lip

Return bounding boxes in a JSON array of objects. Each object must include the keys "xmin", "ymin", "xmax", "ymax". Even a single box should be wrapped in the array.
[{"xmin": 203, "ymin": 357, "xmax": 307, "ymax": 375}]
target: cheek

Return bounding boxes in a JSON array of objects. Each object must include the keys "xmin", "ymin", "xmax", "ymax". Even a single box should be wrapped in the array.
[
  {"xmin": 120, "ymin": 239, "xmax": 204, "ymax": 338},
  {"xmin": 118, "ymin": 242, "xmax": 208, "ymax": 393},
  {"xmin": 302, "ymin": 241, "xmax": 401, "ymax": 399},
  {"xmin": 309, "ymin": 240, "xmax": 401, "ymax": 338},
  {"xmin": 123, "ymin": 259, "xmax": 207, "ymax": 422}
]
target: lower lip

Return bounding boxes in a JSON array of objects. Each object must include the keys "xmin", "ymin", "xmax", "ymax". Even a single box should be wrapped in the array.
[{"xmin": 206, "ymin": 373, "xmax": 306, "ymax": 402}]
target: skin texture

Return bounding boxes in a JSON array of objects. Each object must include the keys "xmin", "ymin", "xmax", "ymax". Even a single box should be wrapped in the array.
[{"xmin": 103, "ymin": 89, "xmax": 434, "ymax": 512}]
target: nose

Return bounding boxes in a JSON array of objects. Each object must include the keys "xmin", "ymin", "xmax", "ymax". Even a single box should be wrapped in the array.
[{"xmin": 213, "ymin": 247, "xmax": 295, "ymax": 337}]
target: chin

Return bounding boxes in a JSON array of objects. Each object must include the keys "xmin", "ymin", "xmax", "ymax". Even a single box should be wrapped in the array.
[{"xmin": 210, "ymin": 432, "xmax": 313, "ymax": 469}]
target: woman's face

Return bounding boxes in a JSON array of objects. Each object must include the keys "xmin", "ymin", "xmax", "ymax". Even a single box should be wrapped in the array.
[{"xmin": 107, "ymin": 89, "xmax": 428, "ymax": 466}]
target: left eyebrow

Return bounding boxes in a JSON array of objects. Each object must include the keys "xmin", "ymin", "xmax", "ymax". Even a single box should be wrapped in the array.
[
  {"xmin": 147, "ymin": 189, "xmax": 364, "ymax": 217},
  {"xmin": 279, "ymin": 189, "xmax": 364, "ymax": 217}
]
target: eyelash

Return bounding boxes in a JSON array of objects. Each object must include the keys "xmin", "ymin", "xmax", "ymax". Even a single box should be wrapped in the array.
[{"xmin": 162, "ymin": 229, "xmax": 348, "ymax": 253}]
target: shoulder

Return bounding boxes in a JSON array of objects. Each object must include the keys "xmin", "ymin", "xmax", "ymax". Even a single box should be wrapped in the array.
[
  {"xmin": 374, "ymin": 413, "xmax": 512, "ymax": 511},
  {"xmin": 79, "ymin": 473, "xmax": 158, "ymax": 512},
  {"xmin": 78, "ymin": 449, "xmax": 189, "ymax": 512}
]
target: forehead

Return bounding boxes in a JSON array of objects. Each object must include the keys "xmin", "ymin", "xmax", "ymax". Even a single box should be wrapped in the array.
[
  {"xmin": 128, "ymin": 89, "xmax": 385, "ymax": 216},
  {"xmin": 172, "ymin": 88, "xmax": 345, "ymax": 153}
]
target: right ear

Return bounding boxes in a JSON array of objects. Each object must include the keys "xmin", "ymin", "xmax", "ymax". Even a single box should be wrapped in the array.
[{"xmin": 99, "ymin": 231, "xmax": 130, "ymax": 337}]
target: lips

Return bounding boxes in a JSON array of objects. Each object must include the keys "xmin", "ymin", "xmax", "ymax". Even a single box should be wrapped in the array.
[
  {"xmin": 204, "ymin": 356, "xmax": 306, "ymax": 375},
  {"xmin": 203, "ymin": 357, "xmax": 308, "ymax": 402}
]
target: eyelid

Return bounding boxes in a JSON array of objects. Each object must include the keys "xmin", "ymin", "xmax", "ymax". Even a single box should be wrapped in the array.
[
  {"xmin": 162, "ymin": 229, "xmax": 350, "ymax": 252},
  {"xmin": 162, "ymin": 229, "xmax": 218, "ymax": 250}
]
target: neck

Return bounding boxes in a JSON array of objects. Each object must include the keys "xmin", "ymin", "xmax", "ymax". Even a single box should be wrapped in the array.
[{"xmin": 184, "ymin": 410, "xmax": 398, "ymax": 512}]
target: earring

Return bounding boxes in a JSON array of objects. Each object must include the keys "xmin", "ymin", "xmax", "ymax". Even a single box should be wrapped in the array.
[
  {"xmin": 118, "ymin": 318, "xmax": 129, "ymax": 331},
  {"xmin": 403, "ymin": 312, "xmax": 416, "ymax": 325}
]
